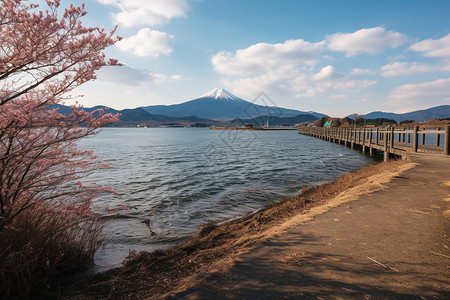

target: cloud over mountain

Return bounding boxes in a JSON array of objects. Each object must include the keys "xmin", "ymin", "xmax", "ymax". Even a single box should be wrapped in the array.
[
  {"xmin": 211, "ymin": 30, "xmax": 383, "ymax": 100},
  {"xmin": 212, "ymin": 39, "xmax": 325, "ymax": 77},
  {"xmin": 210, "ymin": 26, "xmax": 450, "ymax": 113},
  {"xmin": 326, "ymin": 27, "xmax": 406, "ymax": 57},
  {"xmin": 390, "ymin": 77, "xmax": 450, "ymax": 106}
]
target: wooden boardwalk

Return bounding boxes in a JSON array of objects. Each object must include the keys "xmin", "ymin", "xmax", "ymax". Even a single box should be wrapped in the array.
[{"xmin": 298, "ymin": 126, "xmax": 450, "ymax": 161}]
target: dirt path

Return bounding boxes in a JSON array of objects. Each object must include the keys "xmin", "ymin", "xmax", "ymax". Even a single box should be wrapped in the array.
[{"xmin": 171, "ymin": 153, "xmax": 450, "ymax": 299}]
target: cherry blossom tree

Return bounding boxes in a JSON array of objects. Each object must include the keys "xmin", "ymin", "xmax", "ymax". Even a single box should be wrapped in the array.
[{"xmin": 0, "ymin": 0, "xmax": 120, "ymax": 232}]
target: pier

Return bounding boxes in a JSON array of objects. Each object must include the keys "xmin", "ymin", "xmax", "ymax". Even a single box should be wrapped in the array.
[{"xmin": 298, "ymin": 126, "xmax": 450, "ymax": 161}]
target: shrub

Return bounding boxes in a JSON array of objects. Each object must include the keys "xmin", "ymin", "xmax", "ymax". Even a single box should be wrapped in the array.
[
  {"xmin": 0, "ymin": 203, "xmax": 104, "ymax": 298},
  {"xmin": 400, "ymin": 119, "xmax": 415, "ymax": 125}
]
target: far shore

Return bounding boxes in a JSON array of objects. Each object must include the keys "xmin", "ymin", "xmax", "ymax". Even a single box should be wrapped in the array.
[{"xmin": 210, "ymin": 126, "xmax": 297, "ymax": 130}]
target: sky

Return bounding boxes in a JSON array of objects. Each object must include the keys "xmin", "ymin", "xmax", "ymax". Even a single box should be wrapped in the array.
[{"xmin": 66, "ymin": 0, "xmax": 450, "ymax": 117}]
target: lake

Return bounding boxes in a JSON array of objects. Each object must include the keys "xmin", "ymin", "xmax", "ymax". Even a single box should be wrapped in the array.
[{"xmin": 79, "ymin": 128, "xmax": 374, "ymax": 272}]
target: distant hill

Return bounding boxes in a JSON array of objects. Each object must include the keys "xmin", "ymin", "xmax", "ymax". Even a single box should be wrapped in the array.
[
  {"xmin": 355, "ymin": 105, "xmax": 450, "ymax": 122},
  {"xmin": 141, "ymin": 88, "xmax": 327, "ymax": 120},
  {"xmin": 47, "ymin": 104, "xmax": 220, "ymax": 126},
  {"xmin": 228, "ymin": 114, "xmax": 318, "ymax": 127}
]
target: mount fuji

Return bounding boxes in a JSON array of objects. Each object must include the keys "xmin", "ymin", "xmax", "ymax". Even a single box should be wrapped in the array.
[{"xmin": 141, "ymin": 88, "xmax": 326, "ymax": 120}]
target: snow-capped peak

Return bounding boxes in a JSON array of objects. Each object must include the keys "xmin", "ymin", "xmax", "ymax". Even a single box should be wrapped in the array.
[{"xmin": 200, "ymin": 88, "xmax": 243, "ymax": 101}]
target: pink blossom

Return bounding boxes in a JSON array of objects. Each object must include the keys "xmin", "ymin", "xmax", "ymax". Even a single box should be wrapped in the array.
[{"xmin": 0, "ymin": 0, "xmax": 119, "ymax": 232}]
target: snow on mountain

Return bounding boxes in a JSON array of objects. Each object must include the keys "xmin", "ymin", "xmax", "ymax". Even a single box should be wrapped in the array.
[{"xmin": 200, "ymin": 88, "xmax": 245, "ymax": 101}]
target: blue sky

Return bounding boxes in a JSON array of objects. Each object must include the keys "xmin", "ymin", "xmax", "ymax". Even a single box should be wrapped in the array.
[{"xmin": 70, "ymin": 0, "xmax": 450, "ymax": 116}]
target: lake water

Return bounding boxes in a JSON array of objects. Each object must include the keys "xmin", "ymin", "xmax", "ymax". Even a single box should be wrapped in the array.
[{"xmin": 79, "ymin": 128, "xmax": 374, "ymax": 272}]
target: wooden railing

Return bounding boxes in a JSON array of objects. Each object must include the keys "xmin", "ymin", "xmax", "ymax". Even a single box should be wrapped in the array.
[{"xmin": 298, "ymin": 125, "xmax": 450, "ymax": 161}]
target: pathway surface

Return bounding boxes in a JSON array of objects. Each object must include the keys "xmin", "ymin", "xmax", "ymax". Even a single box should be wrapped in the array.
[{"xmin": 172, "ymin": 153, "xmax": 450, "ymax": 299}]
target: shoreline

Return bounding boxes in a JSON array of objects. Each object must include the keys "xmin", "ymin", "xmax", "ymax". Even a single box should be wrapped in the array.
[
  {"xmin": 210, "ymin": 127, "xmax": 297, "ymax": 130},
  {"xmin": 63, "ymin": 159, "xmax": 415, "ymax": 299}
]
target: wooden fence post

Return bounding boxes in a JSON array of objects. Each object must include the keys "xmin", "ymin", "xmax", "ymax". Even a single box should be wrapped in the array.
[
  {"xmin": 384, "ymin": 128, "xmax": 389, "ymax": 162},
  {"xmin": 376, "ymin": 128, "xmax": 379, "ymax": 146},
  {"xmin": 346, "ymin": 128, "xmax": 349, "ymax": 146},
  {"xmin": 413, "ymin": 126, "xmax": 419, "ymax": 152},
  {"xmin": 362, "ymin": 129, "xmax": 366, "ymax": 153},
  {"xmin": 444, "ymin": 126, "xmax": 450, "ymax": 155},
  {"xmin": 436, "ymin": 128, "xmax": 440, "ymax": 147},
  {"xmin": 390, "ymin": 126, "xmax": 394, "ymax": 149},
  {"xmin": 351, "ymin": 129, "xmax": 354, "ymax": 149}
]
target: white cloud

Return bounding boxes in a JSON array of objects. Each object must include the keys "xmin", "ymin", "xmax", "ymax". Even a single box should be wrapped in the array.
[
  {"xmin": 223, "ymin": 65, "xmax": 376, "ymax": 99},
  {"xmin": 223, "ymin": 69, "xmax": 303, "ymax": 98},
  {"xmin": 150, "ymin": 73, "xmax": 183, "ymax": 84},
  {"xmin": 390, "ymin": 78, "xmax": 450, "ymax": 104},
  {"xmin": 327, "ymin": 27, "xmax": 407, "ymax": 57},
  {"xmin": 302, "ymin": 66, "xmax": 376, "ymax": 97},
  {"xmin": 312, "ymin": 65, "xmax": 341, "ymax": 81},
  {"xmin": 210, "ymin": 29, "xmax": 412, "ymax": 101},
  {"xmin": 330, "ymin": 94, "xmax": 346, "ymax": 99},
  {"xmin": 212, "ymin": 39, "xmax": 326, "ymax": 77},
  {"xmin": 409, "ymin": 33, "xmax": 450, "ymax": 57},
  {"xmin": 97, "ymin": 0, "xmax": 189, "ymax": 27},
  {"xmin": 380, "ymin": 61, "xmax": 450, "ymax": 77},
  {"xmin": 116, "ymin": 28, "xmax": 174, "ymax": 57},
  {"xmin": 351, "ymin": 68, "xmax": 375, "ymax": 75},
  {"xmin": 97, "ymin": 65, "xmax": 183, "ymax": 86}
]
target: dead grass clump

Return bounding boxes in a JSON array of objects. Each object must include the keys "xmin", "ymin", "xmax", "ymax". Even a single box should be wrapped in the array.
[
  {"xmin": 0, "ymin": 204, "xmax": 104, "ymax": 299},
  {"xmin": 80, "ymin": 160, "xmax": 407, "ymax": 299},
  {"xmin": 198, "ymin": 222, "xmax": 218, "ymax": 237},
  {"xmin": 278, "ymin": 252, "xmax": 313, "ymax": 265}
]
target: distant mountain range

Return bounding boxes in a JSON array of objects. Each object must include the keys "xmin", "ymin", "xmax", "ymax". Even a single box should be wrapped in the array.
[
  {"xmin": 48, "ymin": 103, "xmax": 319, "ymax": 127},
  {"xmin": 354, "ymin": 105, "xmax": 450, "ymax": 122},
  {"xmin": 140, "ymin": 88, "xmax": 326, "ymax": 120},
  {"xmin": 48, "ymin": 104, "xmax": 221, "ymax": 126},
  {"xmin": 48, "ymin": 89, "xmax": 449, "ymax": 127}
]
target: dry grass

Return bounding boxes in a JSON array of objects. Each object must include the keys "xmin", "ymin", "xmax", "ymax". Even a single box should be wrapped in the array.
[
  {"xmin": 278, "ymin": 252, "xmax": 313, "ymax": 265},
  {"xmin": 74, "ymin": 160, "xmax": 410, "ymax": 299},
  {"xmin": 0, "ymin": 205, "xmax": 104, "ymax": 299}
]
